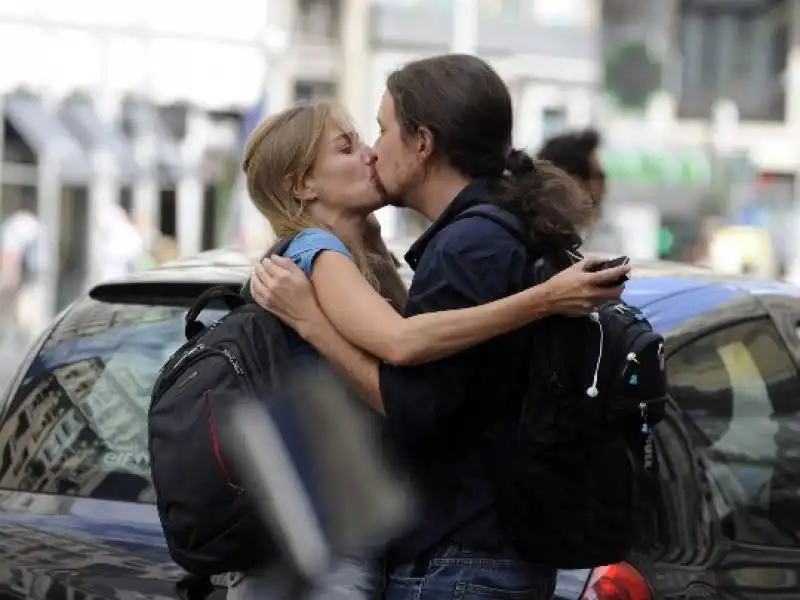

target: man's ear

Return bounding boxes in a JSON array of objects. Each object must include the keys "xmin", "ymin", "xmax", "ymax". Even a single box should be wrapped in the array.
[{"xmin": 415, "ymin": 126, "xmax": 435, "ymax": 165}]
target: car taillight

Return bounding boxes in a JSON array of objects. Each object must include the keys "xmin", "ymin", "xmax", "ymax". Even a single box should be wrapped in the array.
[{"xmin": 579, "ymin": 562, "xmax": 652, "ymax": 600}]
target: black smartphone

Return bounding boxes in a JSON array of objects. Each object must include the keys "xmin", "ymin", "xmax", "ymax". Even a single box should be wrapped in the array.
[{"xmin": 586, "ymin": 256, "xmax": 630, "ymax": 286}]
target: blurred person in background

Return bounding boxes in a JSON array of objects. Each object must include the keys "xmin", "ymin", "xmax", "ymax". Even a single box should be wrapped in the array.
[
  {"xmin": 94, "ymin": 202, "xmax": 145, "ymax": 281},
  {"xmin": 537, "ymin": 129, "xmax": 622, "ymax": 253},
  {"xmin": 135, "ymin": 234, "xmax": 180, "ymax": 270},
  {"xmin": 250, "ymin": 56, "xmax": 628, "ymax": 600},
  {"xmin": 0, "ymin": 189, "xmax": 45, "ymax": 344},
  {"xmin": 152, "ymin": 235, "xmax": 180, "ymax": 265},
  {"xmin": 685, "ymin": 216, "xmax": 722, "ymax": 267}
]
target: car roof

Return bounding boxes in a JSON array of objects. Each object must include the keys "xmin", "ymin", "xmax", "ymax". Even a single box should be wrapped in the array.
[
  {"xmin": 118, "ymin": 248, "xmax": 257, "ymax": 285},
  {"xmin": 104, "ymin": 249, "xmax": 710, "ymax": 287},
  {"xmin": 91, "ymin": 248, "xmax": 800, "ymax": 327},
  {"xmin": 622, "ymin": 259, "xmax": 800, "ymax": 304}
]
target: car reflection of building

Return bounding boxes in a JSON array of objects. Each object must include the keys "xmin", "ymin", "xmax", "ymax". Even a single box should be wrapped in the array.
[
  {"xmin": 0, "ymin": 373, "xmax": 104, "ymax": 495},
  {"xmin": 44, "ymin": 301, "xmax": 175, "ymax": 350},
  {"xmin": 55, "ymin": 359, "xmax": 148, "ymax": 449},
  {"xmin": 44, "ymin": 303, "xmax": 119, "ymax": 349},
  {"xmin": 0, "ymin": 358, "xmax": 152, "ymax": 501},
  {"xmin": 1, "ymin": 300, "xmax": 178, "ymax": 502},
  {"xmin": 0, "ymin": 521, "xmax": 182, "ymax": 599}
]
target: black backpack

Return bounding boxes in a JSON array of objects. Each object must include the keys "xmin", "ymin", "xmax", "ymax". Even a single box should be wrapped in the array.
[
  {"xmin": 148, "ymin": 239, "xmax": 294, "ymax": 582},
  {"xmin": 458, "ymin": 205, "xmax": 667, "ymax": 569}
]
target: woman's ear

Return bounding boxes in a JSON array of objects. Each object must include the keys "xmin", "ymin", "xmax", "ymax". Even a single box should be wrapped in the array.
[{"xmin": 289, "ymin": 175, "xmax": 318, "ymax": 204}]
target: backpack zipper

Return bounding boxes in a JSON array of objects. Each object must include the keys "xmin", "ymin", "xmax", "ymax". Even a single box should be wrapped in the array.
[
  {"xmin": 617, "ymin": 329, "xmax": 654, "ymax": 382},
  {"xmin": 152, "ymin": 343, "xmax": 207, "ymax": 396},
  {"xmin": 217, "ymin": 347, "xmax": 245, "ymax": 376},
  {"xmin": 172, "ymin": 344, "xmax": 246, "ymax": 376},
  {"xmin": 639, "ymin": 400, "xmax": 655, "ymax": 472},
  {"xmin": 173, "ymin": 343, "xmax": 207, "ymax": 371},
  {"xmin": 157, "ymin": 344, "xmax": 247, "ymax": 395}
]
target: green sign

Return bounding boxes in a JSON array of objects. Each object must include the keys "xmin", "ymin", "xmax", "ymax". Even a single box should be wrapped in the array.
[
  {"xmin": 658, "ymin": 227, "xmax": 675, "ymax": 255},
  {"xmin": 604, "ymin": 41, "xmax": 662, "ymax": 111},
  {"xmin": 602, "ymin": 150, "xmax": 712, "ymax": 186}
]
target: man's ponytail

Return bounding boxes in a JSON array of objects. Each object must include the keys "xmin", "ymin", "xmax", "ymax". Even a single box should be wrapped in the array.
[{"xmin": 492, "ymin": 148, "xmax": 594, "ymax": 249}]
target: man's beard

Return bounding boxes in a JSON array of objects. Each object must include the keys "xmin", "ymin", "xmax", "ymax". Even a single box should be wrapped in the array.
[{"xmin": 373, "ymin": 173, "xmax": 404, "ymax": 207}]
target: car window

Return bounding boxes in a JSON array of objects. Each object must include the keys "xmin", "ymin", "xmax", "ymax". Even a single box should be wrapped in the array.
[
  {"xmin": 667, "ymin": 318, "xmax": 800, "ymax": 547},
  {"xmin": 0, "ymin": 297, "xmax": 226, "ymax": 503}
]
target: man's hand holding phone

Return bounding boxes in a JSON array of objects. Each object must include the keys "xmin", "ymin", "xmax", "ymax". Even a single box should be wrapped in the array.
[
  {"xmin": 584, "ymin": 255, "xmax": 631, "ymax": 287},
  {"xmin": 541, "ymin": 255, "xmax": 631, "ymax": 316}
]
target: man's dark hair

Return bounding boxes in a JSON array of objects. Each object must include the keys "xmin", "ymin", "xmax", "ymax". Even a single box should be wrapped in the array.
[
  {"xmin": 386, "ymin": 54, "xmax": 594, "ymax": 248},
  {"xmin": 387, "ymin": 54, "xmax": 512, "ymax": 179},
  {"xmin": 537, "ymin": 129, "xmax": 601, "ymax": 182}
]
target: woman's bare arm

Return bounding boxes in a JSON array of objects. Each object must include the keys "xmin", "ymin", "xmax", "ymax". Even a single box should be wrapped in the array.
[{"xmin": 303, "ymin": 250, "xmax": 627, "ymax": 366}]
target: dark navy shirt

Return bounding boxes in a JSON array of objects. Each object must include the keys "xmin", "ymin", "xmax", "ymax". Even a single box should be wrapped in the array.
[{"xmin": 379, "ymin": 180, "xmax": 531, "ymax": 561}]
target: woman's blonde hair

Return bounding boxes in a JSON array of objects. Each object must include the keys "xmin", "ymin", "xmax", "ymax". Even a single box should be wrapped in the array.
[{"xmin": 243, "ymin": 100, "xmax": 377, "ymax": 287}]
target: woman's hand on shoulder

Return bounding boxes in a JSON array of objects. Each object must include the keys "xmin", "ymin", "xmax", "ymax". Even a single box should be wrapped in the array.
[
  {"xmin": 540, "ymin": 255, "xmax": 631, "ymax": 315},
  {"xmin": 251, "ymin": 255, "xmax": 325, "ymax": 335}
]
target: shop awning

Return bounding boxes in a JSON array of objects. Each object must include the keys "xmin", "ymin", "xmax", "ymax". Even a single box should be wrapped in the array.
[
  {"xmin": 59, "ymin": 95, "xmax": 139, "ymax": 183},
  {"xmin": 4, "ymin": 92, "xmax": 89, "ymax": 182},
  {"xmin": 121, "ymin": 98, "xmax": 184, "ymax": 182}
]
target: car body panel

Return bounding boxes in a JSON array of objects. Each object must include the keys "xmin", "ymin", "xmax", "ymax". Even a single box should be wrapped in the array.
[
  {"xmin": 4, "ymin": 250, "xmax": 800, "ymax": 600},
  {"xmin": 0, "ymin": 492, "xmax": 208, "ymax": 599}
]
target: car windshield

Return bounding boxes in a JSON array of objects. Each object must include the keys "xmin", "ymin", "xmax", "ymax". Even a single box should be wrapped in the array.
[{"xmin": 0, "ymin": 295, "xmax": 226, "ymax": 503}]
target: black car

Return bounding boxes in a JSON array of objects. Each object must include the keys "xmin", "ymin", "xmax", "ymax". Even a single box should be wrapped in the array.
[{"xmin": 1, "ymin": 250, "xmax": 800, "ymax": 599}]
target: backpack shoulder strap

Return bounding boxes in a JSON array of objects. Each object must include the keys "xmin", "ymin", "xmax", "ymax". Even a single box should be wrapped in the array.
[
  {"xmin": 185, "ymin": 286, "xmax": 246, "ymax": 340},
  {"xmin": 239, "ymin": 234, "xmax": 297, "ymax": 303},
  {"xmin": 184, "ymin": 235, "xmax": 299, "ymax": 341},
  {"xmin": 453, "ymin": 204, "xmax": 528, "ymax": 247},
  {"xmin": 265, "ymin": 234, "xmax": 297, "ymax": 259},
  {"xmin": 454, "ymin": 204, "xmax": 566, "ymax": 285}
]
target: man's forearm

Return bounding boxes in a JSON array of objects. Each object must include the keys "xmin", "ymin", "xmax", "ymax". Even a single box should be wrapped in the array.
[{"xmin": 298, "ymin": 318, "xmax": 385, "ymax": 414}]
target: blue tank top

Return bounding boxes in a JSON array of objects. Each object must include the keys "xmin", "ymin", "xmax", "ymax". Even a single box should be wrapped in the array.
[{"xmin": 282, "ymin": 228, "xmax": 353, "ymax": 361}]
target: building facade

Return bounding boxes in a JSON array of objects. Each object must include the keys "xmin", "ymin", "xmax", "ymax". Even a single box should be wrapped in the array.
[
  {"xmin": 0, "ymin": 0, "xmax": 605, "ymax": 318},
  {"xmin": 596, "ymin": 0, "xmax": 800, "ymax": 266},
  {"xmin": 601, "ymin": 0, "xmax": 800, "ymax": 209}
]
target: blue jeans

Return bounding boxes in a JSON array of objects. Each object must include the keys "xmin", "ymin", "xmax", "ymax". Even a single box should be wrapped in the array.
[
  {"xmin": 384, "ymin": 545, "xmax": 556, "ymax": 600},
  {"xmin": 227, "ymin": 556, "xmax": 383, "ymax": 600}
]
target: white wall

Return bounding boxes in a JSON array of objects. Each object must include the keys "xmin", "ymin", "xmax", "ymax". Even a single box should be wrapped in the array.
[
  {"xmin": 0, "ymin": 0, "xmax": 285, "ymax": 108},
  {"xmin": 514, "ymin": 82, "xmax": 596, "ymax": 151}
]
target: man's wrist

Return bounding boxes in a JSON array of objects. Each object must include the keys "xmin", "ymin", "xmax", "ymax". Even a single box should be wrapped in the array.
[{"xmin": 534, "ymin": 280, "xmax": 558, "ymax": 316}]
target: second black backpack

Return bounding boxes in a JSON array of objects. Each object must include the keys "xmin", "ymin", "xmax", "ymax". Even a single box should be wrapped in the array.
[
  {"xmin": 457, "ymin": 205, "xmax": 667, "ymax": 569},
  {"xmin": 148, "ymin": 240, "xmax": 294, "ymax": 580}
]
